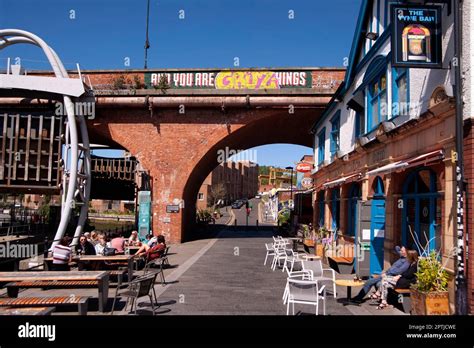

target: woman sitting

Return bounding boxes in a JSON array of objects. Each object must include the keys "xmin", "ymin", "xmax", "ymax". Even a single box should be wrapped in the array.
[
  {"xmin": 135, "ymin": 235, "xmax": 166, "ymax": 261},
  {"xmin": 377, "ymin": 249, "xmax": 418, "ymax": 310}
]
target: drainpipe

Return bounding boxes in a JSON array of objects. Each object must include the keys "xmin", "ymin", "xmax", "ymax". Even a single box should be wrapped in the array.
[{"xmin": 453, "ymin": 0, "xmax": 468, "ymax": 316}]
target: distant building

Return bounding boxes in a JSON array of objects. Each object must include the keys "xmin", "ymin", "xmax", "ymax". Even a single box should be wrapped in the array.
[
  {"xmin": 197, "ymin": 161, "xmax": 258, "ymax": 209},
  {"xmin": 89, "ymin": 199, "xmax": 135, "ymax": 214}
]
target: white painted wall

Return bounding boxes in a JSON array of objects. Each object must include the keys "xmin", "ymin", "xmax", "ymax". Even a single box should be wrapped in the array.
[{"xmin": 313, "ymin": 1, "xmax": 456, "ymax": 173}]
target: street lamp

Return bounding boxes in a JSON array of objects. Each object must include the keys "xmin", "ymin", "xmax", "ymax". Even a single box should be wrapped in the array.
[{"xmin": 285, "ymin": 166, "xmax": 294, "ymax": 210}]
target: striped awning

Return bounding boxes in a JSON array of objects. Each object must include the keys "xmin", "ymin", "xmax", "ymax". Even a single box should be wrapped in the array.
[
  {"xmin": 367, "ymin": 150, "xmax": 444, "ymax": 176},
  {"xmin": 322, "ymin": 173, "xmax": 361, "ymax": 189}
]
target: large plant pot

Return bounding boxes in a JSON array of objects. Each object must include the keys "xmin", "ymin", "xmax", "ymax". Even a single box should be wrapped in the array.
[
  {"xmin": 410, "ymin": 289, "xmax": 450, "ymax": 315},
  {"xmin": 315, "ymin": 243, "xmax": 325, "ymax": 257}
]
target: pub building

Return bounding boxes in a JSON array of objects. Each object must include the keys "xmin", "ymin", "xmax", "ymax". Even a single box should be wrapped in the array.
[{"xmin": 310, "ymin": 0, "xmax": 473, "ymax": 313}]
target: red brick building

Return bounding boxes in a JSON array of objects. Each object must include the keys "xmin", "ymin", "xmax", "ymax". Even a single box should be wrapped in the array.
[{"xmin": 197, "ymin": 161, "xmax": 258, "ymax": 210}]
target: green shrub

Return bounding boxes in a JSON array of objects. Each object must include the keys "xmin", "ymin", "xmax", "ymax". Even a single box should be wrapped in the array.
[{"xmin": 413, "ymin": 251, "xmax": 449, "ymax": 293}]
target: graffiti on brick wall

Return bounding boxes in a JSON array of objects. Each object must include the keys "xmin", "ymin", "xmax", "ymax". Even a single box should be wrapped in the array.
[{"xmin": 144, "ymin": 70, "xmax": 342, "ymax": 90}]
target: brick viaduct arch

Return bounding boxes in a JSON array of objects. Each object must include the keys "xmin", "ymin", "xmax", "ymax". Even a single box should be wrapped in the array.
[{"xmin": 88, "ymin": 104, "xmax": 324, "ymax": 243}]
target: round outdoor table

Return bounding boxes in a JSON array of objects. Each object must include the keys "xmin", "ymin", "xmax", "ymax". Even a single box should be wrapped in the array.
[
  {"xmin": 302, "ymin": 254, "xmax": 321, "ymax": 260},
  {"xmin": 335, "ymin": 279, "xmax": 365, "ymax": 305}
]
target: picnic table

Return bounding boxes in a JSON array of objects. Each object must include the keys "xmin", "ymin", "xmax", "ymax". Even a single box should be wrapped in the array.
[
  {"xmin": 0, "ymin": 271, "xmax": 109, "ymax": 312},
  {"xmin": 44, "ymin": 255, "xmax": 135, "ymax": 280},
  {"xmin": 0, "ymin": 307, "xmax": 55, "ymax": 315}
]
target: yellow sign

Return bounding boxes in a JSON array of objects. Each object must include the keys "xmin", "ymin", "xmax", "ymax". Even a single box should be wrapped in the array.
[{"xmin": 215, "ymin": 71, "xmax": 280, "ymax": 90}]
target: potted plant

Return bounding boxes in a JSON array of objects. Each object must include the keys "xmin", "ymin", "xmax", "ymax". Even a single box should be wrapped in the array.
[
  {"xmin": 313, "ymin": 226, "xmax": 329, "ymax": 257},
  {"xmin": 410, "ymin": 250, "xmax": 450, "ymax": 315}
]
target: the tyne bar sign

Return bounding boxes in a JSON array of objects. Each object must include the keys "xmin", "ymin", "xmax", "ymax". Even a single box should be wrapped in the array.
[
  {"xmin": 145, "ymin": 70, "xmax": 313, "ymax": 90},
  {"xmin": 391, "ymin": 4, "xmax": 443, "ymax": 69}
]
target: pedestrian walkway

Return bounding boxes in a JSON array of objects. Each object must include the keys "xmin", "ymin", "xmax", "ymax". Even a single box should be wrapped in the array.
[{"xmin": 152, "ymin": 228, "xmax": 352, "ymax": 315}]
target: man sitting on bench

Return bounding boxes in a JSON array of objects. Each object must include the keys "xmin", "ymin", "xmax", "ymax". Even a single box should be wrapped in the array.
[{"xmin": 352, "ymin": 246, "xmax": 409, "ymax": 303}]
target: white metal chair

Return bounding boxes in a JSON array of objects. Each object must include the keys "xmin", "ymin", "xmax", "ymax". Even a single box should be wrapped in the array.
[
  {"xmin": 264, "ymin": 243, "xmax": 276, "ymax": 266},
  {"xmin": 282, "ymin": 259, "xmax": 312, "ymax": 304},
  {"xmin": 302, "ymin": 260, "xmax": 337, "ymax": 298},
  {"xmin": 286, "ymin": 278, "xmax": 326, "ymax": 315}
]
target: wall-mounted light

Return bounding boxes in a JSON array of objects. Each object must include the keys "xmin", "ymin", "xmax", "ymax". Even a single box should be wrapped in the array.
[{"xmin": 365, "ymin": 32, "xmax": 378, "ymax": 41}]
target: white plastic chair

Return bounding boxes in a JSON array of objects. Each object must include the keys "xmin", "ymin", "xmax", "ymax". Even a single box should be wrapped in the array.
[
  {"xmin": 286, "ymin": 279, "xmax": 326, "ymax": 315},
  {"xmin": 264, "ymin": 243, "xmax": 276, "ymax": 266},
  {"xmin": 302, "ymin": 260, "xmax": 337, "ymax": 298}
]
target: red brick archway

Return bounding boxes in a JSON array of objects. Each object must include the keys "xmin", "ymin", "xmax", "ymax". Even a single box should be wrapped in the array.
[{"xmin": 88, "ymin": 105, "xmax": 323, "ymax": 243}]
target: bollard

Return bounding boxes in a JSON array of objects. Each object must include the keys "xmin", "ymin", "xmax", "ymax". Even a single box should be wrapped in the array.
[
  {"xmin": 43, "ymin": 236, "xmax": 49, "ymax": 258},
  {"xmin": 256, "ymin": 219, "xmax": 259, "ymax": 231}
]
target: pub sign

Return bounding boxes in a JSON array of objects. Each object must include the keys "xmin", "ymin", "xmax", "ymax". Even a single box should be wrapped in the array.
[{"xmin": 391, "ymin": 4, "xmax": 443, "ymax": 69}]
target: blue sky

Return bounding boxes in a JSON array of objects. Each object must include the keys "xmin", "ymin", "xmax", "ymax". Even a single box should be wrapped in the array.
[{"xmin": 0, "ymin": 0, "xmax": 361, "ymax": 167}]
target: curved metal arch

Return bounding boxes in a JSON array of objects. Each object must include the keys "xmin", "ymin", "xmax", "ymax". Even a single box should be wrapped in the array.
[{"xmin": 0, "ymin": 29, "xmax": 91, "ymax": 248}]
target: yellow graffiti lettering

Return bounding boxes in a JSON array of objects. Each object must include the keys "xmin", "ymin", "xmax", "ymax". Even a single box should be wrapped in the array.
[{"xmin": 215, "ymin": 71, "xmax": 280, "ymax": 90}]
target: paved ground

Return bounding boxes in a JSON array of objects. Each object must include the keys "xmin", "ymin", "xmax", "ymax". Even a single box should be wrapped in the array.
[{"xmin": 0, "ymin": 221, "xmax": 406, "ymax": 315}]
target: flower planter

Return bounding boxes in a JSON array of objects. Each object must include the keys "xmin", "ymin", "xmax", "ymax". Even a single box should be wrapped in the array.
[
  {"xmin": 410, "ymin": 289, "xmax": 450, "ymax": 315},
  {"xmin": 315, "ymin": 243, "xmax": 325, "ymax": 258}
]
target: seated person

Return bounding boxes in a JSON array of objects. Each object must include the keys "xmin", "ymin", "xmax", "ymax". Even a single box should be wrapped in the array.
[
  {"xmin": 110, "ymin": 232, "xmax": 126, "ymax": 254},
  {"xmin": 89, "ymin": 231, "xmax": 99, "ymax": 246},
  {"xmin": 128, "ymin": 231, "xmax": 141, "ymax": 246},
  {"xmin": 51, "ymin": 236, "xmax": 72, "ymax": 271},
  {"xmin": 145, "ymin": 235, "xmax": 167, "ymax": 261},
  {"xmin": 377, "ymin": 250, "xmax": 418, "ymax": 309},
  {"xmin": 75, "ymin": 235, "xmax": 97, "ymax": 255},
  {"xmin": 95, "ymin": 233, "xmax": 111, "ymax": 255},
  {"xmin": 134, "ymin": 235, "xmax": 165, "ymax": 259},
  {"xmin": 352, "ymin": 246, "xmax": 409, "ymax": 302}
]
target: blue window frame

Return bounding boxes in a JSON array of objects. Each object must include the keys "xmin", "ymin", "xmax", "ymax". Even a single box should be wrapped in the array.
[
  {"xmin": 330, "ymin": 113, "xmax": 340, "ymax": 157},
  {"xmin": 355, "ymin": 108, "xmax": 366, "ymax": 138},
  {"xmin": 317, "ymin": 128, "xmax": 326, "ymax": 165},
  {"xmin": 367, "ymin": 71, "xmax": 387, "ymax": 131},
  {"xmin": 392, "ymin": 67, "xmax": 409, "ymax": 118},
  {"xmin": 331, "ymin": 189, "xmax": 340, "ymax": 230}
]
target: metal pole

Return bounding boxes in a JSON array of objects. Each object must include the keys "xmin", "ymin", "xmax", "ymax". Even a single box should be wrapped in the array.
[
  {"xmin": 144, "ymin": 0, "xmax": 151, "ymax": 69},
  {"xmin": 453, "ymin": 0, "xmax": 468, "ymax": 315}
]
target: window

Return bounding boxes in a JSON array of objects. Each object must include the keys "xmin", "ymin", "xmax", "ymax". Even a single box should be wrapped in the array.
[
  {"xmin": 317, "ymin": 128, "xmax": 326, "ymax": 165},
  {"xmin": 331, "ymin": 189, "xmax": 340, "ymax": 230},
  {"xmin": 198, "ymin": 193, "xmax": 204, "ymax": 200},
  {"xmin": 355, "ymin": 110, "xmax": 365, "ymax": 138},
  {"xmin": 392, "ymin": 68, "xmax": 409, "ymax": 117},
  {"xmin": 367, "ymin": 72, "xmax": 387, "ymax": 131},
  {"xmin": 330, "ymin": 113, "xmax": 340, "ymax": 157}
]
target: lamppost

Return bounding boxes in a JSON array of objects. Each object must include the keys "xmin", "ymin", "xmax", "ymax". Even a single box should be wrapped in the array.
[{"xmin": 285, "ymin": 166, "xmax": 294, "ymax": 210}]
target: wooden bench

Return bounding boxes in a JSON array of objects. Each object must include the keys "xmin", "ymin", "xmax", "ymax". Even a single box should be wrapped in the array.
[
  {"xmin": 388, "ymin": 288, "xmax": 412, "ymax": 314},
  {"xmin": 0, "ymin": 296, "xmax": 90, "ymax": 315},
  {"xmin": 5, "ymin": 280, "xmax": 99, "ymax": 298}
]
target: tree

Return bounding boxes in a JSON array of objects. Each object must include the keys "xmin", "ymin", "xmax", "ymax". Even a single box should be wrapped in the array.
[{"xmin": 208, "ymin": 183, "xmax": 226, "ymax": 209}]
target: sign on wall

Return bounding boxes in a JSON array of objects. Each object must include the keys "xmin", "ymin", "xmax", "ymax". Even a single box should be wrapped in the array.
[
  {"xmin": 391, "ymin": 4, "xmax": 443, "ymax": 69},
  {"xmin": 145, "ymin": 70, "xmax": 313, "ymax": 90}
]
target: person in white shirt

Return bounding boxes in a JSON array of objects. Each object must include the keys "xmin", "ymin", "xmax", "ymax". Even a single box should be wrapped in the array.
[{"xmin": 95, "ymin": 233, "xmax": 111, "ymax": 255}]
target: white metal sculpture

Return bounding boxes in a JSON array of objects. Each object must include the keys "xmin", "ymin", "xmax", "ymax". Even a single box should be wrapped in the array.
[{"xmin": 0, "ymin": 29, "xmax": 91, "ymax": 247}]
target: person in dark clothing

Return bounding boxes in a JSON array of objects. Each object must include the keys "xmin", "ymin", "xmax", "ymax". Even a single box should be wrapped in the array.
[
  {"xmin": 75, "ymin": 235, "xmax": 97, "ymax": 255},
  {"xmin": 377, "ymin": 249, "xmax": 418, "ymax": 309}
]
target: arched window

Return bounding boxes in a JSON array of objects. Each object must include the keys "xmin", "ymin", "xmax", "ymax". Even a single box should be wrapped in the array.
[{"xmin": 331, "ymin": 188, "xmax": 340, "ymax": 230}]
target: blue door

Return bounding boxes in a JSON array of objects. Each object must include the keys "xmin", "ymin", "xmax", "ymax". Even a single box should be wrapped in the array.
[{"xmin": 370, "ymin": 177, "xmax": 385, "ymax": 275}]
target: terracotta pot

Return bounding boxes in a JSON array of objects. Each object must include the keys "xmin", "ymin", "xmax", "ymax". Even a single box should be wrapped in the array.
[
  {"xmin": 410, "ymin": 289, "xmax": 450, "ymax": 315},
  {"xmin": 315, "ymin": 243, "xmax": 325, "ymax": 257}
]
